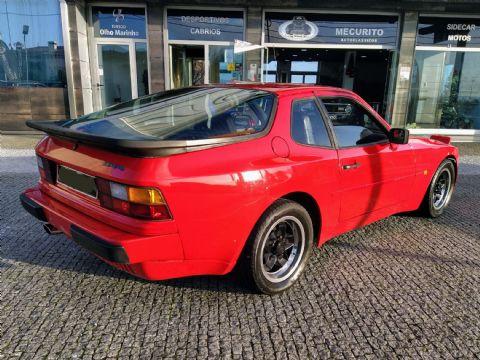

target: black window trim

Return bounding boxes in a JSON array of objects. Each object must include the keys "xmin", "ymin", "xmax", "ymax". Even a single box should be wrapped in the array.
[
  {"xmin": 289, "ymin": 96, "xmax": 336, "ymax": 150},
  {"xmin": 317, "ymin": 96, "xmax": 390, "ymax": 150}
]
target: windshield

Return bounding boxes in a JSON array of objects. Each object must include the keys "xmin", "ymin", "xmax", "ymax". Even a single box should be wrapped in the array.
[{"xmin": 62, "ymin": 87, "xmax": 276, "ymax": 141}]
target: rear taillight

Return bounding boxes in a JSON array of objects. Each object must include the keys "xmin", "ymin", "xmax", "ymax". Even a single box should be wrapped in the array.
[
  {"xmin": 37, "ymin": 155, "xmax": 56, "ymax": 184},
  {"xmin": 95, "ymin": 178, "xmax": 172, "ymax": 221}
]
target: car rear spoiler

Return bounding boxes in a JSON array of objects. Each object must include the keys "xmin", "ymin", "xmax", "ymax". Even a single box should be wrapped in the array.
[
  {"xmin": 430, "ymin": 134, "xmax": 451, "ymax": 145},
  {"xmin": 26, "ymin": 120, "xmax": 257, "ymax": 157}
]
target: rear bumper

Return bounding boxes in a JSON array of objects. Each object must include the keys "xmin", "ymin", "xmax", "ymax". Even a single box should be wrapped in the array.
[
  {"xmin": 20, "ymin": 193, "xmax": 129, "ymax": 263},
  {"xmin": 19, "ymin": 187, "xmax": 228, "ymax": 279},
  {"xmin": 20, "ymin": 193, "xmax": 47, "ymax": 222},
  {"xmin": 70, "ymin": 225, "xmax": 129, "ymax": 264}
]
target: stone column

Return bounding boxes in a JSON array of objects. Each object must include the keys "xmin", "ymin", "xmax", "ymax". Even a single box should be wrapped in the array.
[
  {"xmin": 65, "ymin": 0, "xmax": 92, "ymax": 116},
  {"xmin": 245, "ymin": 7, "xmax": 262, "ymax": 81},
  {"xmin": 391, "ymin": 12, "xmax": 418, "ymax": 128},
  {"xmin": 147, "ymin": 3, "xmax": 165, "ymax": 92}
]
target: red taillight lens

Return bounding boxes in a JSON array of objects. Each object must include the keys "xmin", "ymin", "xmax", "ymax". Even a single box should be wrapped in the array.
[
  {"xmin": 37, "ymin": 155, "xmax": 56, "ymax": 184},
  {"xmin": 95, "ymin": 178, "xmax": 171, "ymax": 221},
  {"xmin": 129, "ymin": 203, "xmax": 171, "ymax": 220}
]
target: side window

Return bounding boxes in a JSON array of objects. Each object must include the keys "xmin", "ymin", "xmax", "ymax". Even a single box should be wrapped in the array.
[
  {"xmin": 322, "ymin": 97, "xmax": 388, "ymax": 148},
  {"xmin": 291, "ymin": 99, "xmax": 332, "ymax": 147}
]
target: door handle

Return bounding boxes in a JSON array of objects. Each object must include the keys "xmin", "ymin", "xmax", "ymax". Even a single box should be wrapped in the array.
[{"xmin": 342, "ymin": 162, "xmax": 360, "ymax": 170}]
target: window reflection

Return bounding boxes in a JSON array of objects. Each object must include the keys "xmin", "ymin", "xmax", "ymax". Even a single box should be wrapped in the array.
[
  {"xmin": 209, "ymin": 45, "xmax": 243, "ymax": 84},
  {"xmin": 408, "ymin": 50, "xmax": 480, "ymax": 130},
  {"xmin": 0, "ymin": 0, "xmax": 66, "ymax": 88}
]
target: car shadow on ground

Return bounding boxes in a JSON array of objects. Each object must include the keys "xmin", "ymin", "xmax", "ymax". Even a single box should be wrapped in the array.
[
  {"xmin": 1, "ymin": 222, "xmax": 257, "ymax": 294},
  {"xmin": 3, "ymin": 171, "xmax": 478, "ymax": 294}
]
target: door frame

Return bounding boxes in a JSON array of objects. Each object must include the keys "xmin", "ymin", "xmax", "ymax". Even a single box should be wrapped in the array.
[{"xmin": 87, "ymin": 3, "xmax": 149, "ymax": 111}]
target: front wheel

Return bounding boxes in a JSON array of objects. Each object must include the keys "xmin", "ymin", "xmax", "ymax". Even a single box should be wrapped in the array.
[
  {"xmin": 421, "ymin": 159, "xmax": 456, "ymax": 218},
  {"xmin": 239, "ymin": 199, "xmax": 314, "ymax": 295}
]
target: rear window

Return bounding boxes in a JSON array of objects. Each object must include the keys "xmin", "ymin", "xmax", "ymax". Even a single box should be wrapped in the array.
[{"xmin": 63, "ymin": 87, "xmax": 275, "ymax": 141}]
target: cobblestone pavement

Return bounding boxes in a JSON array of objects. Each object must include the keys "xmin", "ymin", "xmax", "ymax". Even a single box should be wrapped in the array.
[{"xmin": 1, "ymin": 143, "xmax": 479, "ymax": 359}]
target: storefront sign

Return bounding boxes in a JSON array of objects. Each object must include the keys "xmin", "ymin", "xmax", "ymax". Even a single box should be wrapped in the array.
[
  {"xmin": 417, "ymin": 17, "xmax": 480, "ymax": 48},
  {"xmin": 92, "ymin": 7, "xmax": 146, "ymax": 39},
  {"xmin": 264, "ymin": 12, "xmax": 399, "ymax": 47},
  {"xmin": 278, "ymin": 16, "xmax": 319, "ymax": 41},
  {"xmin": 167, "ymin": 9, "xmax": 244, "ymax": 42}
]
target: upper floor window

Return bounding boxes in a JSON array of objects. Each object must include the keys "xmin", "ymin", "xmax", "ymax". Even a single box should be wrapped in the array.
[
  {"xmin": 291, "ymin": 98, "xmax": 331, "ymax": 147},
  {"xmin": 322, "ymin": 97, "xmax": 388, "ymax": 147},
  {"xmin": 0, "ymin": 0, "xmax": 66, "ymax": 88}
]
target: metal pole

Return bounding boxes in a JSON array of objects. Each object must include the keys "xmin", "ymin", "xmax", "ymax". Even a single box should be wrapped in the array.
[{"xmin": 24, "ymin": 33, "xmax": 28, "ymax": 83}]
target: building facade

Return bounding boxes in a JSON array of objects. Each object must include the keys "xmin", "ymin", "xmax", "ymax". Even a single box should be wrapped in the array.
[{"xmin": 1, "ymin": 0, "xmax": 480, "ymax": 141}]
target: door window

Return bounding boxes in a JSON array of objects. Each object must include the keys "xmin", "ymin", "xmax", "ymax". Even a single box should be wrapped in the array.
[
  {"xmin": 291, "ymin": 99, "xmax": 331, "ymax": 147},
  {"xmin": 322, "ymin": 97, "xmax": 388, "ymax": 147}
]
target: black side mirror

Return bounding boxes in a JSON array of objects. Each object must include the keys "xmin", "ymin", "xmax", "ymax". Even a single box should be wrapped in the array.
[{"xmin": 389, "ymin": 128, "xmax": 409, "ymax": 144}]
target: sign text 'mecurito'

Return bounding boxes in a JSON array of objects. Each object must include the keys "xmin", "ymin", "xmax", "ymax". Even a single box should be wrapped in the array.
[{"xmin": 335, "ymin": 28, "xmax": 385, "ymax": 37}]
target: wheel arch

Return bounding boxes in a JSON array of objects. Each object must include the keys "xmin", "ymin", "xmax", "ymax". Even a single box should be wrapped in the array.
[
  {"xmin": 280, "ymin": 191, "xmax": 321, "ymax": 244},
  {"xmin": 445, "ymin": 155, "xmax": 458, "ymax": 182}
]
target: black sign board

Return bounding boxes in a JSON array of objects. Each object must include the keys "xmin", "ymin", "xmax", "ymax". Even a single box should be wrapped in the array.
[
  {"xmin": 264, "ymin": 12, "xmax": 398, "ymax": 47},
  {"xmin": 167, "ymin": 9, "xmax": 244, "ymax": 42},
  {"xmin": 93, "ymin": 6, "xmax": 146, "ymax": 39},
  {"xmin": 417, "ymin": 17, "xmax": 480, "ymax": 48}
]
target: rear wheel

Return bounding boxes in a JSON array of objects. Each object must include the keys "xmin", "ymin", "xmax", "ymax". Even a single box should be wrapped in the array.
[
  {"xmin": 239, "ymin": 199, "xmax": 314, "ymax": 295},
  {"xmin": 421, "ymin": 159, "xmax": 456, "ymax": 218}
]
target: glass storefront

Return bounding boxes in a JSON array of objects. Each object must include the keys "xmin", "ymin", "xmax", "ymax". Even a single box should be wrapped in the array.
[
  {"xmin": 262, "ymin": 11, "xmax": 400, "ymax": 119},
  {"xmin": 166, "ymin": 8, "xmax": 245, "ymax": 88},
  {"xmin": 263, "ymin": 48, "xmax": 395, "ymax": 116},
  {"xmin": 407, "ymin": 17, "xmax": 480, "ymax": 130},
  {"xmin": 0, "ymin": 0, "xmax": 66, "ymax": 88}
]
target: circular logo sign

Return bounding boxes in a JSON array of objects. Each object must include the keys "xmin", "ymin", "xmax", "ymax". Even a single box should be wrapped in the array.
[{"xmin": 278, "ymin": 16, "xmax": 318, "ymax": 42}]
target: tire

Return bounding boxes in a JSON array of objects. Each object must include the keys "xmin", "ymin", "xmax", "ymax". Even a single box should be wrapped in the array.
[
  {"xmin": 420, "ymin": 159, "xmax": 456, "ymax": 218},
  {"xmin": 238, "ymin": 199, "xmax": 314, "ymax": 295}
]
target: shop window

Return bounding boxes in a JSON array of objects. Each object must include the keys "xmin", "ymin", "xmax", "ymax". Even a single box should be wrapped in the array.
[
  {"xmin": 407, "ymin": 50, "xmax": 480, "ymax": 130},
  {"xmin": 0, "ymin": 0, "xmax": 66, "ymax": 88}
]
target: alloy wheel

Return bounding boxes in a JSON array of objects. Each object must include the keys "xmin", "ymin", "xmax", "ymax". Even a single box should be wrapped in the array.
[{"xmin": 260, "ymin": 216, "xmax": 305, "ymax": 283}]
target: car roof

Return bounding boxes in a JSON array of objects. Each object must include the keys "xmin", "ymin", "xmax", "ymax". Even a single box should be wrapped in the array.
[{"xmin": 208, "ymin": 82, "xmax": 357, "ymax": 97}]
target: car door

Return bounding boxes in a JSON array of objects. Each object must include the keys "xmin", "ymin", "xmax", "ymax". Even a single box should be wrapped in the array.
[
  {"xmin": 287, "ymin": 96, "xmax": 341, "ymax": 240},
  {"xmin": 318, "ymin": 96, "xmax": 415, "ymax": 224}
]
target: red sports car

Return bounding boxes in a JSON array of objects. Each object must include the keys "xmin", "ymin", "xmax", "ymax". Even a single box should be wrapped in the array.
[{"xmin": 21, "ymin": 84, "xmax": 458, "ymax": 294}]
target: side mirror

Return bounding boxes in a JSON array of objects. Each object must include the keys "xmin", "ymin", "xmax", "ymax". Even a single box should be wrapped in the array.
[{"xmin": 388, "ymin": 128, "xmax": 409, "ymax": 144}]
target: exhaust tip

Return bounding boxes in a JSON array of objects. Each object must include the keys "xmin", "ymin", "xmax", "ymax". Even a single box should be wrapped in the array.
[{"xmin": 43, "ymin": 223, "xmax": 62, "ymax": 235}]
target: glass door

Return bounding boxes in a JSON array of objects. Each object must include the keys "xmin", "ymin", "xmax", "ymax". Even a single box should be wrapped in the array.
[
  {"xmin": 97, "ymin": 44, "xmax": 132, "ymax": 108},
  {"xmin": 93, "ymin": 41, "xmax": 149, "ymax": 110},
  {"xmin": 209, "ymin": 45, "xmax": 243, "ymax": 84}
]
